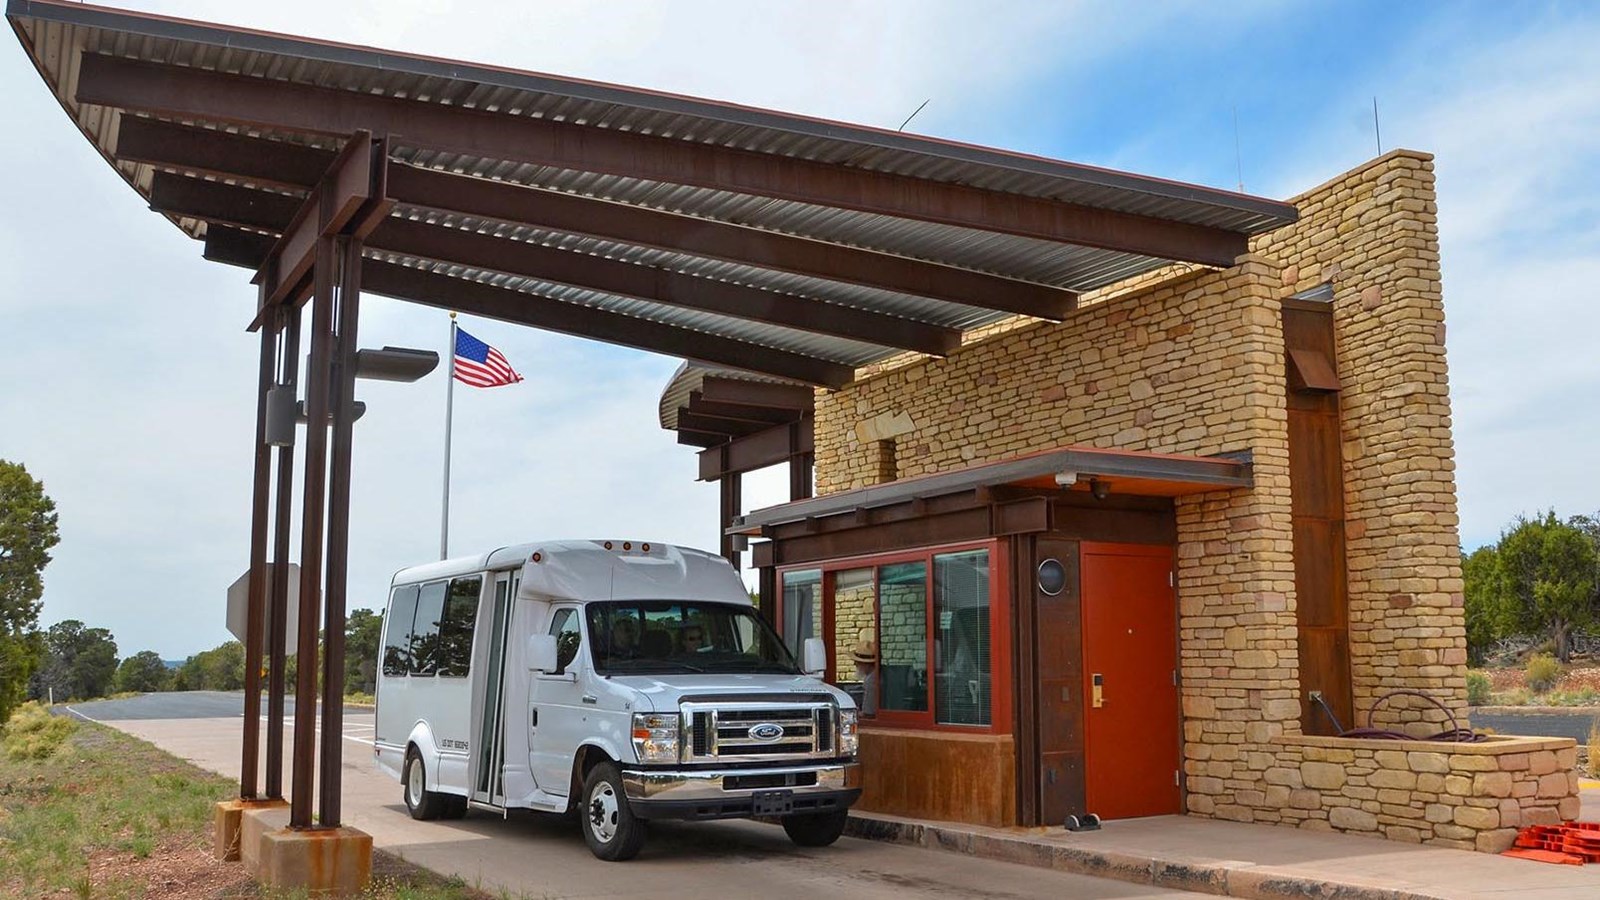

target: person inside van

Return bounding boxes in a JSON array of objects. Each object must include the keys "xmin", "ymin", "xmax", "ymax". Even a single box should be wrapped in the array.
[
  {"xmin": 608, "ymin": 616, "xmax": 639, "ymax": 658},
  {"xmin": 678, "ymin": 624, "xmax": 706, "ymax": 655}
]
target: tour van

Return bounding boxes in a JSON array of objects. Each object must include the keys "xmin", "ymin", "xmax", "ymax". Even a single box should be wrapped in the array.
[{"xmin": 373, "ymin": 539, "xmax": 862, "ymax": 860}]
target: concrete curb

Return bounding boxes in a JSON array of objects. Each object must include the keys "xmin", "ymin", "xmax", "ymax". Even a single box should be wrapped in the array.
[
  {"xmin": 843, "ymin": 813, "xmax": 1449, "ymax": 900},
  {"xmin": 1471, "ymin": 706, "xmax": 1600, "ymax": 716}
]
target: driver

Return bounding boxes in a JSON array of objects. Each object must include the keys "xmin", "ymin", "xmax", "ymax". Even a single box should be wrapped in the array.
[
  {"xmin": 609, "ymin": 616, "xmax": 639, "ymax": 657},
  {"xmin": 679, "ymin": 624, "xmax": 706, "ymax": 655}
]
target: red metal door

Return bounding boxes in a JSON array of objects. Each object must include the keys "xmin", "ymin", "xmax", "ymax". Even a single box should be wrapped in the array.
[{"xmin": 1081, "ymin": 543, "xmax": 1181, "ymax": 819}]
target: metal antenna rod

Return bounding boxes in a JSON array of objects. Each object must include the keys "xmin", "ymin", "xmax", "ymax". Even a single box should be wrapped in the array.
[
  {"xmin": 1373, "ymin": 96, "xmax": 1383, "ymax": 156},
  {"xmin": 897, "ymin": 98, "xmax": 931, "ymax": 133}
]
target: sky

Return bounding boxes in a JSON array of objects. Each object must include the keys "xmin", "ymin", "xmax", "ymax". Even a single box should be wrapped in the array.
[{"xmin": 1, "ymin": 0, "xmax": 1597, "ymax": 659}]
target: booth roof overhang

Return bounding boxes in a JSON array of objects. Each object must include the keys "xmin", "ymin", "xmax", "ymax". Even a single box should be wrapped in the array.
[
  {"xmin": 9, "ymin": 0, "xmax": 1298, "ymax": 391},
  {"xmin": 728, "ymin": 445, "xmax": 1255, "ymax": 537}
]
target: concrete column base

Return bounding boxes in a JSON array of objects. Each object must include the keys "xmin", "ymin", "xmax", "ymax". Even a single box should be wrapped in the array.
[
  {"xmin": 240, "ymin": 802, "xmax": 291, "ymax": 874},
  {"xmin": 257, "ymin": 825, "xmax": 373, "ymax": 896},
  {"xmin": 214, "ymin": 797, "xmax": 289, "ymax": 862}
]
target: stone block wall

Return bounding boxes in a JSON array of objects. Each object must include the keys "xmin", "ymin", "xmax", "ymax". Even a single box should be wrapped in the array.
[
  {"xmin": 1268, "ymin": 735, "xmax": 1581, "ymax": 852},
  {"xmin": 1252, "ymin": 151, "xmax": 1464, "ymax": 727}
]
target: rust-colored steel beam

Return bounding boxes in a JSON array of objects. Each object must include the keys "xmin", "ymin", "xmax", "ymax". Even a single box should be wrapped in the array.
[
  {"xmin": 289, "ymin": 235, "xmax": 337, "ymax": 829},
  {"xmin": 318, "ymin": 236, "xmax": 362, "ymax": 828},
  {"xmin": 117, "ymin": 116, "xmax": 336, "ymax": 190},
  {"xmin": 676, "ymin": 430, "xmax": 725, "ymax": 449},
  {"xmin": 675, "ymin": 411, "xmax": 768, "ymax": 439},
  {"xmin": 204, "ymin": 226, "xmax": 278, "ymax": 269},
  {"xmin": 697, "ymin": 418, "xmax": 815, "ymax": 481},
  {"xmin": 360, "ymin": 261, "xmax": 855, "ymax": 388},
  {"xmin": 149, "ymin": 171, "xmax": 302, "ymax": 232},
  {"xmin": 166, "ymin": 177, "xmax": 955, "ymax": 354},
  {"xmin": 719, "ymin": 472, "xmax": 742, "ymax": 570},
  {"xmin": 266, "ymin": 302, "xmax": 300, "ymax": 800},
  {"xmin": 374, "ymin": 219, "xmax": 957, "ymax": 355},
  {"xmin": 77, "ymin": 54, "xmax": 1250, "ymax": 267},
  {"xmin": 699, "ymin": 376, "xmax": 815, "ymax": 411},
  {"xmin": 385, "ymin": 165, "xmax": 1077, "ymax": 320},
  {"xmin": 686, "ymin": 393, "xmax": 799, "ymax": 426},
  {"xmin": 254, "ymin": 131, "xmax": 380, "ymax": 311},
  {"xmin": 240, "ymin": 307, "xmax": 276, "ymax": 799},
  {"xmin": 109, "ymin": 119, "xmax": 1078, "ymax": 319}
]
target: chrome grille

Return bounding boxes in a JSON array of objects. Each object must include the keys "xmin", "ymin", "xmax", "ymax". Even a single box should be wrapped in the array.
[{"xmin": 681, "ymin": 701, "xmax": 839, "ymax": 762}]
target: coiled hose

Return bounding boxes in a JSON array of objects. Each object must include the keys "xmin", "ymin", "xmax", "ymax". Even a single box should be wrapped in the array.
[{"xmin": 1313, "ymin": 689, "xmax": 1486, "ymax": 743}]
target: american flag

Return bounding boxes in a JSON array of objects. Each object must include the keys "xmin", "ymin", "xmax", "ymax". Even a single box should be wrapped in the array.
[{"xmin": 453, "ymin": 327, "xmax": 524, "ymax": 388}]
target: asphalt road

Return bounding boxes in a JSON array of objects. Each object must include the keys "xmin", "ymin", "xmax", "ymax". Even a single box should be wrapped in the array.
[
  {"xmin": 64, "ymin": 690, "xmax": 366, "ymax": 721},
  {"xmin": 66, "ymin": 692, "xmax": 1203, "ymax": 900},
  {"xmin": 1468, "ymin": 710, "xmax": 1600, "ymax": 742}
]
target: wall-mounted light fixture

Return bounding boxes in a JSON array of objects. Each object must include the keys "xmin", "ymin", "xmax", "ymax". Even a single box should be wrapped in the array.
[
  {"xmin": 1054, "ymin": 471, "xmax": 1077, "ymax": 487},
  {"xmin": 1089, "ymin": 478, "xmax": 1110, "ymax": 500}
]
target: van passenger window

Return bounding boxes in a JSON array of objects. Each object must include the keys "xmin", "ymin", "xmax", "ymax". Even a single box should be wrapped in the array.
[
  {"xmin": 549, "ymin": 608, "xmax": 581, "ymax": 675},
  {"xmin": 437, "ymin": 576, "xmax": 481, "ymax": 677},
  {"xmin": 382, "ymin": 585, "xmax": 420, "ymax": 677},
  {"xmin": 409, "ymin": 581, "xmax": 447, "ymax": 675}
]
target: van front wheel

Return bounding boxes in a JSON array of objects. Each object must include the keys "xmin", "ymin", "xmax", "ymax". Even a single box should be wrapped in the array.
[
  {"xmin": 403, "ymin": 748, "xmax": 446, "ymax": 821},
  {"xmin": 782, "ymin": 809, "xmax": 849, "ymax": 847},
  {"xmin": 579, "ymin": 762, "xmax": 646, "ymax": 861}
]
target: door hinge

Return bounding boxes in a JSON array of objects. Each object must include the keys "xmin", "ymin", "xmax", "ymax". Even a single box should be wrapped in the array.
[
  {"xmin": 1169, "ymin": 570, "xmax": 1175, "ymax": 587},
  {"xmin": 1174, "ymin": 769, "xmax": 1180, "ymax": 787},
  {"xmin": 1172, "ymin": 669, "xmax": 1178, "ymax": 686}
]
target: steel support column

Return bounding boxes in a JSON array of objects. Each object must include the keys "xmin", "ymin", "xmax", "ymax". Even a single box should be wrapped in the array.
[
  {"xmin": 266, "ymin": 304, "xmax": 300, "ymax": 799},
  {"xmin": 240, "ymin": 307, "xmax": 277, "ymax": 799},
  {"xmin": 318, "ymin": 237, "xmax": 362, "ymax": 828},
  {"xmin": 289, "ymin": 234, "xmax": 338, "ymax": 829},
  {"xmin": 719, "ymin": 467, "xmax": 742, "ymax": 571}
]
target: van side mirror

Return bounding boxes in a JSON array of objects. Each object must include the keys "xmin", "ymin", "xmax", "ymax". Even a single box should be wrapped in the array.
[
  {"xmin": 528, "ymin": 634, "xmax": 559, "ymax": 674},
  {"xmin": 802, "ymin": 637, "xmax": 827, "ymax": 677}
]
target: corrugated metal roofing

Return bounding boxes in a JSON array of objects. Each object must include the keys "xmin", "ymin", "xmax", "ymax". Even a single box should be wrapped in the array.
[
  {"xmin": 657, "ymin": 363, "xmax": 810, "ymax": 433},
  {"xmin": 9, "ymin": 0, "xmax": 1299, "ymax": 389}
]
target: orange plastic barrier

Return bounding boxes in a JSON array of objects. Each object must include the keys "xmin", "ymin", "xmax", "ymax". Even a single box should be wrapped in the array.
[{"xmin": 1505, "ymin": 822, "xmax": 1600, "ymax": 865}]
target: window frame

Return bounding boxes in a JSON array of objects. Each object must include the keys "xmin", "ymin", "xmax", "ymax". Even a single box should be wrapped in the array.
[{"xmin": 776, "ymin": 538, "xmax": 1010, "ymax": 735}]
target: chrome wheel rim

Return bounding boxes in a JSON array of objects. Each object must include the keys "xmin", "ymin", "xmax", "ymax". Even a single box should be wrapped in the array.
[
  {"xmin": 587, "ymin": 780, "xmax": 619, "ymax": 844},
  {"xmin": 407, "ymin": 759, "xmax": 423, "ymax": 807}
]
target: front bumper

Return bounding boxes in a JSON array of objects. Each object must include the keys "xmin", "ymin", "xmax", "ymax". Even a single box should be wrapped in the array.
[{"xmin": 620, "ymin": 761, "xmax": 861, "ymax": 821}]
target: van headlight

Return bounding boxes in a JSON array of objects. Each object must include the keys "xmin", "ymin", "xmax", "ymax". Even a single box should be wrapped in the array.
[
  {"xmin": 839, "ymin": 709, "xmax": 859, "ymax": 756},
  {"xmin": 631, "ymin": 712, "xmax": 680, "ymax": 763}
]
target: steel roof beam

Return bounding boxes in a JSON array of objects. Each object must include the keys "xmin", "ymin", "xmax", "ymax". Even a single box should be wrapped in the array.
[
  {"xmin": 674, "ymin": 411, "xmax": 767, "ymax": 438},
  {"xmin": 676, "ymin": 430, "xmax": 726, "ymax": 449},
  {"xmin": 699, "ymin": 377, "xmax": 815, "ymax": 411},
  {"xmin": 360, "ymin": 262, "xmax": 855, "ymax": 389},
  {"xmin": 697, "ymin": 420, "xmax": 814, "ymax": 481},
  {"xmin": 373, "ymin": 219, "xmax": 958, "ymax": 355},
  {"xmin": 686, "ymin": 393, "xmax": 801, "ymax": 425},
  {"xmin": 77, "ymin": 54, "xmax": 1251, "ymax": 268},
  {"xmin": 115, "ymin": 121, "xmax": 1077, "ymax": 320},
  {"xmin": 385, "ymin": 165, "xmax": 1078, "ymax": 320},
  {"xmin": 118, "ymin": 117, "xmax": 336, "ymax": 191},
  {"xmin": 162, "ymin": 176, "xmax": 956, "ymax": 355}
]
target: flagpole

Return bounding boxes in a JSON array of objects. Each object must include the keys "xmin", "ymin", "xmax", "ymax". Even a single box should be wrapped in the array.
[{"xmin": 440, "ymin": 312, "xmax": 457, "ymax": 560}]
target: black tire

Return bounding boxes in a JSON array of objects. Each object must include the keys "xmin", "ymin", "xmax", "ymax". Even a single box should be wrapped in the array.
[
  {"xmin": 403, "ymin": 748, "xmax": 447, "ymax": 821},
  {"xmin": 782, "ymin": 810, "xmax": 849, "ymax": 847},
  {"xmin": 442, "ymin": 794, "xmax": 469, "ymax": 819},
  {"xmin": 579, "ymin": 762, "xmax": 646, "ymax": 861}
]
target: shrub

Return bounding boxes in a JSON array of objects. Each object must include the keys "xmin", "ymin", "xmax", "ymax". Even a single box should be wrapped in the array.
[
  {"xmin": 1466, "ymin": 670, "xmax": 1492, "ymax": 706},
  {"xmin": 1526, "ymin": 654, "xmax": 1562, "ymax": 693},
  {"xmin": 1, "ymin": 701, "xmax": 75, "ymax": 760},
  {"xmin": 1588, "ymin": 719, "xmax": 1600, "ymax": 779}
]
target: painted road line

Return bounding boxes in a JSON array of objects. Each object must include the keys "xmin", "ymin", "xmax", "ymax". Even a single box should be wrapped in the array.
[{"xmin": 63, "ymin": 705, "xmax": 103, "ymax": 724}]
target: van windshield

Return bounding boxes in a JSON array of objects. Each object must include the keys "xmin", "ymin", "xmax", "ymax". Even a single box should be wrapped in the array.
[{"xmin": 586, "ymin": 601, "xmax": 800, "ymax": 676}]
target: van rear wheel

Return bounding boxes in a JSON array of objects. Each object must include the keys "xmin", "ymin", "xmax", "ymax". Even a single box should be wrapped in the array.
[
  {"xmin": 782, "ymin": 809, "xmax": 849, "ymax": 847},
  {"xmin": 579, "ymin": 762, "xmax": 646, "ymax": 861},
  {"xmin": 403, "ymin": 748, "xmax": 447, "ymax": 821}
]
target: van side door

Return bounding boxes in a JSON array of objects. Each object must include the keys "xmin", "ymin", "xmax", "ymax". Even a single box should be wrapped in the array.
[{"xmin": 528, "ymin": 605, "xmax": 586, "ymax": 796}]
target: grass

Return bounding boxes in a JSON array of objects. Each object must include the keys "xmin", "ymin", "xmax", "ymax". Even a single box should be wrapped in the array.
[
  {"xmin": 0, "ymin": 713, "xmax": 498, "ymax": 898},
  {"xmin": 1470, "ymin": 663, "xmax": 1600, "ymax": 707},
  {"xmin": 2, "ymin": 702, "xmax": 75, "ymax": 761}
]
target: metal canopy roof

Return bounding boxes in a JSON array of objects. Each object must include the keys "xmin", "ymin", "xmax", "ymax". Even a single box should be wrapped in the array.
[{"xmin": 9, "ymin": 0, "xmax": 1299, "ymax": 388}]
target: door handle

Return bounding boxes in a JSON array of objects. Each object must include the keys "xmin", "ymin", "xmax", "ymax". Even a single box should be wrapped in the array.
[
  {"xmin": 581, "ymin": 695, "xmax": 598, "ymax": 705},
  {"xmin": 1092, "ymin": 673, "xmax": 1106, "ymax": 708}
]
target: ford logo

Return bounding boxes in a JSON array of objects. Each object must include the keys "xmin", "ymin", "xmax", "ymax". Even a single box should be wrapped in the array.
[{"xmin": 748, "ymin": 723, "xmax": 784, "ymax": 742}]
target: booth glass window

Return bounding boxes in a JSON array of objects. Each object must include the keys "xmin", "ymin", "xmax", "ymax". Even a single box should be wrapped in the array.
[
  {"xmin": 934, "ymin": 550, "xmax": 991, "ymax": 725},
  {"xmin": 776, "ymin": 540, "xmax": 1003, "ymax": 733},
  {"xmin": 780, "ymin": 569, "xmax": 822, "ymax": 659},
  {"xmin": 877, "ymin": 562, "xmax": 929, "ymax": 713}
]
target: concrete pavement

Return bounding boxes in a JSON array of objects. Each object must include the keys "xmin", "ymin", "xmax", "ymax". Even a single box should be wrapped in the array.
[{"xmin": 68, "ymin": 693, "xmax": 1201, "ymax": 899}]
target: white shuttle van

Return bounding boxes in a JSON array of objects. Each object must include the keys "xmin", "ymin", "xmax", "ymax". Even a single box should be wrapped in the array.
[{"xmin": 373, "ymin": 540, "xmax": 861, "ymax": 860}]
